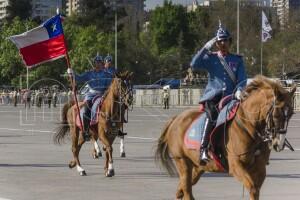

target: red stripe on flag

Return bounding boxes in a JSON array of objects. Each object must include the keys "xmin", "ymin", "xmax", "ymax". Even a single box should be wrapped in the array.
[{"xmin": 20, "ymin": 34, "xmax": 67, "ymax": 66}]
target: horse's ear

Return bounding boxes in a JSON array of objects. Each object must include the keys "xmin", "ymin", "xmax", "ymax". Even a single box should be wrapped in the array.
[{"xmin": 127, "ymin": 72, "xmax": 133, "ymax": 80}]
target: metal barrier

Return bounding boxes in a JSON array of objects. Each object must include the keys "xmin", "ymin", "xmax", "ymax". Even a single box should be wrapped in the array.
[{"xmin": 134, "ymin": 88, "xmax": 300, "ymax": 110}]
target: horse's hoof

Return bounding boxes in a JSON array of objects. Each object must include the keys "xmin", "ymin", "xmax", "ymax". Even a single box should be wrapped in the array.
[
  {"xmin": 120, "ymin": 152, "xmax": 126, "ymax": 157},
  {"xmin": 105, "ymin": 169, "xmax": 115, "ymax": 177},
  {"xmin": 69, "ymin": 162, "xmax": 76, "ymax": 169},
  {"xmin": 79, "ymin": 171, "xmax": 87, "ymax": 176},
  {"xmin": 93, "ymin": 154, "xmax": 98, "ymax": 159}
]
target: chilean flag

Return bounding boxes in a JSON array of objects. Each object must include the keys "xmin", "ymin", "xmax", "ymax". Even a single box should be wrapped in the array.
[{"xmin": 9, "ymin": 15, "xmax": 67, "ymax": 67}]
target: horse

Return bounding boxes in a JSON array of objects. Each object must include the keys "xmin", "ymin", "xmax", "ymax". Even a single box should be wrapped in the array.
[
  {"xmin": 54, "ymin": 71, "xmax": 133, "ymax": 176},
  {"xmin": 155, "ymin": 75, "xmax": 296, "ymax": 200}
]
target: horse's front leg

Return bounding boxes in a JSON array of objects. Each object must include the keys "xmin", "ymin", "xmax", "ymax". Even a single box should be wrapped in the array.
[
  {"xmin": 69, "ymin": 126, "xmax": 86, "ymax": 176},
  {"xmin": 230, "ymin": 158, "xmax": 266, "ymax": 200}
]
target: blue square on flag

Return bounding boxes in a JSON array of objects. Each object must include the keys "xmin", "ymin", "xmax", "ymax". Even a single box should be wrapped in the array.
[{"xmin": 43, "ymin": 15, "xmax": 64, "ymax": 38}]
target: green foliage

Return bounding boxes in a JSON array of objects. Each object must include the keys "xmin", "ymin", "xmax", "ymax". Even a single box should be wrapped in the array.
[
  {"xmin": 0, "ymin": 18, "xmax": 37, "ymax": 86},
  {"xmin": 149, "ymin": 1, "xmax": 190, "ymax": 54}
]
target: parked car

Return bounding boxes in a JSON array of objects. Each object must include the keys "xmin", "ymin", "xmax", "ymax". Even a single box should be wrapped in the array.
[{"xmin": 133, "ymin": 78, "xmax": 180, "ymax": 90}]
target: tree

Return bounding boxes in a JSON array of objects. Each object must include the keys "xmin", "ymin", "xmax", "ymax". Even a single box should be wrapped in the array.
[
  {"xmin": 0, "ymin": 18, "xmax": 37, "ymax": 86},
  {"xmin": 149, "ymin": 1, "xmax": 189, "ymax": 54}
]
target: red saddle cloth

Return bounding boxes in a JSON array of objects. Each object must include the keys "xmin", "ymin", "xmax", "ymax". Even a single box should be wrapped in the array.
[
  {"xmin": 184, "ymin": 96, "xmax": 239, "ymax": 172},
  {"xmin": 75, "ymin": 96, "xmax": 103, "ymax": 130}
]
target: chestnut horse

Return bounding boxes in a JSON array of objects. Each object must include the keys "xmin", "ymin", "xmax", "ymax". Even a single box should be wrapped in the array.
[
  {"xmin": 54, "ymin": 71, "xmax": 133, "ymax": 176},
  {"xmin": 155, "ymin": 76, "xmax": 296, "ymax": 200}
]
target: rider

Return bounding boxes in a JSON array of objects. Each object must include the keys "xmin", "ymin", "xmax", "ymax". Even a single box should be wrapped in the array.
[
  {"xmin": 67, "ymin": 54, "xmax": 113, "ymax": 141},
  {"xmin": 190, "ymin": 23, "xmax": 247, "ymax": 163},
  {"xmin": 104, "ymin": 54, "xmax": 117, "ymax": 75}
]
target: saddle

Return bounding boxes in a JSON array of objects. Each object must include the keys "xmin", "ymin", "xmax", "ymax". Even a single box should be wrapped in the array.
[
  {"xmin": 75, "ymin": 95, "xmax": 104, "ymax": 130},
  {"xmin": 184, "ymin": 96, "xmax": 240, "ymax": 171}
]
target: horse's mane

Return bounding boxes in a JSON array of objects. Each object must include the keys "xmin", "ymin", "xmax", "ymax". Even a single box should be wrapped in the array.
[{"xmin": 244, "ymin": 75, "xmax": 285, "ymax": 96}]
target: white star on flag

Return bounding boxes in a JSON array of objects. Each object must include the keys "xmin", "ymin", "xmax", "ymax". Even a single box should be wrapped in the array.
[{"xmin": 51, "ymin": 24, "xmax": 57, "ymax": 32}]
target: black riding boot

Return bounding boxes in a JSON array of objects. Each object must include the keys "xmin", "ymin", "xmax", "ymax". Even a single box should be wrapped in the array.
[
  {"xmin": 200, "ymin": 116, "xmax": 214, "ymax": 163},
  {"xmin": 82, "ymin": 105, "xmax": 91, "ymax": 141}
]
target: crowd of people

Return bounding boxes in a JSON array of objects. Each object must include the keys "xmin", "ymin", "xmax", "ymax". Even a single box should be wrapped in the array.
[{"xmin": 0, "ymin": 88, "xmax": 72, "ymax": 108}]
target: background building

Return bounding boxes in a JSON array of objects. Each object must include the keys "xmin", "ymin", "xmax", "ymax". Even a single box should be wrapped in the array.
[
  {"xmin": 0, "ymin": 0, "xmax": 8, "ymax": 19},
  {"xmin": 32, "ymin": 0, "xmax": 62, "ymax": 21},
  {"xmin": 272, "ymin": 0, "xmax": 300, "ymax": 27},
  {"xmin": 65, "ymin": 0, "xmax": 82, "ymax": 16},
  {"xmin": 0, "ymin": 0, "xmax": 62, "ymax": 21}
]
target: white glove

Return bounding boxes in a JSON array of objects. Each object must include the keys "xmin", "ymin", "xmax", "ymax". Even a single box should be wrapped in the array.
[
  {"xmin": 235, "ymin": 90, "xmax": 242, "ymax": 100},
  {"xmin": 67, "ymin": 68, "xmax": 74, "ymax": 75},
  {"xmin": 204, "ymin": 37, "xmax": 217, "ymax": 50}
]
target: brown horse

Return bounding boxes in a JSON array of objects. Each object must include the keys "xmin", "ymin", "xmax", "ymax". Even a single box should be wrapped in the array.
[
  {"xmin": 54, "ymin": 71, "xmax": 133, "ymax": 176},
  {"xmin": 155, "ymin": 75, "xmax": 296, "ymax": 200}
]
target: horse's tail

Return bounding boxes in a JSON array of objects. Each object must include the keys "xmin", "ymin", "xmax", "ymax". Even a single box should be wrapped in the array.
[
  {"xmin": 155, "ymin": 116, "xmax": 178, "ymax": 176},
  {"xmin": 53, "ymin": 101, "xmax": 74, "ymax": 144}
]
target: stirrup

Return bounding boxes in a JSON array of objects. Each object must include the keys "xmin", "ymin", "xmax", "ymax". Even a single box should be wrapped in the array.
[
  {"xmin": 200, "ymin": 149, "xmax": 210, "ymax": 163},
  {"xmin": 117, "ymin": 130, "xmax": 127, "ymax": 137}
]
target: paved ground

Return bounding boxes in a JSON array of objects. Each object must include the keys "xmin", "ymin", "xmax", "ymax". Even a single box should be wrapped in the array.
[{"xmin": 0, "ymin": 104, "xmax": 300, "ymax": 200}]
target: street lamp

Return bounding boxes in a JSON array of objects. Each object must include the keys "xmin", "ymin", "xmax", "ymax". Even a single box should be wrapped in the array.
[{"xmin": 113, "ymin": 0, "xmax": 118, "ymax": 70}]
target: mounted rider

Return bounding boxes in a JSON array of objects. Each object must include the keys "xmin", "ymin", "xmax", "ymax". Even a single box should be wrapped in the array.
[
  {"xmin": 190, "ymin": 22, "xmax": 247, "ymax": 163},
  {"xmin": 104, "ymin": 54, "xmax": 117, "ymax": 75},
  {"xmin": 67, "ymin": 54, "xmax": 113, "ymax": 141}
]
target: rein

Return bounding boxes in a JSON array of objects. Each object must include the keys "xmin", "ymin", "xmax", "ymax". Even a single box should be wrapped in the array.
[
  {"xmin": 100, "ymin": 78, "xmax": 132, "ymax": 123},
  {"xmin": 223, "ymin": 100, "xmax": 276, "ymax": 157}
]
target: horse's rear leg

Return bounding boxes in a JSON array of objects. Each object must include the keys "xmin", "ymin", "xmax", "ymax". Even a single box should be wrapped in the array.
[
  {"xmin": 176, "ymin": 165, "xmax": 204, "ymax": 199},
  {"xmin": 69, "ymin": 127, "xmax": 86, "ymax": 176},
  {"xmin": 174, "ymin": 158, "xmax": 194, "ymax": 200},
  {"xmin": 191, "ymin": 167, "xmax": 204, "ymax": 185}
]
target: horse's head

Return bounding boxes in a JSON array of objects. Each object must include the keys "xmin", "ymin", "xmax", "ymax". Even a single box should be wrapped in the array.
[
  {"xmin": 112, "ymin": 71, "xmax": 133, "ymax": 109},
  {"xmin": 268, "ymin": 84, "xmax": 296, "ymax": 152},
  {"xmin": 243, "ymin": 76, "xmax": 296, "ymax": 152}
]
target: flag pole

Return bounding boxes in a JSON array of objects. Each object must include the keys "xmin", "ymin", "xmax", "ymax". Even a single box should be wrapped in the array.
[
  {"xmin": 260, "ymin": 40, "xmax": 263, "ymax": 75},
  {"xmin": 26, "ymin": 67, "xmax": 29, "ymax": 89},
  {"xmin": 56, "ymin": 8, "xmax": 84, "ymax": 133},
  {"xmin": 260, "ymin": 10, "xmax": 263, "ymax": 75},
  {"xmin": 65, "ymin": 54, "xmax": 84, "ymax": 132}
]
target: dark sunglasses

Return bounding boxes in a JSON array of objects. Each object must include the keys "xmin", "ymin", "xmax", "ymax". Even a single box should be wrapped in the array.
[{"xmin": 217, "ymin": 39, "xmax": 229, "ymax": 43}]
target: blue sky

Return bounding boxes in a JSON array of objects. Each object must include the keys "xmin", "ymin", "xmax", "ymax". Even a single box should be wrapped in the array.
[{"xmin": 145, "ymin": 0, "xmax": 197, "ymax": 10}]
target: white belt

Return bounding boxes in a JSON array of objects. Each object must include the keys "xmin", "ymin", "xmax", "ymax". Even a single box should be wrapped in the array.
[{"xmin": 89, "ymin": 88, "xmax": 102, "ymax": 94}]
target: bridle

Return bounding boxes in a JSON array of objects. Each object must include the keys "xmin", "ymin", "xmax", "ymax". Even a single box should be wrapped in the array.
[
  {"xmin": 229, "ymin": 97, "xmax": 293, "ymax": 156},
  {"xmin": 264, "ymin": 100, "xmax": 290, "ymax": 139},
  {"xmin": 115, "ymin": 78, "xmax": 133, "ymax": 109}
]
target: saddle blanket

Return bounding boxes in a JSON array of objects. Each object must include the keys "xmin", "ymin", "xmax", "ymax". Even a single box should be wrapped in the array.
[
  {"xmin": 76, "ymin": 96, "xmax": 103, "ymax": 129},
  {"xmin": 184, "ymin": 100, "xmax": 239, "ymax": 150},
  {"xmin": 184, "ymin": 100, "xmax": 239, "ymax": 171}
]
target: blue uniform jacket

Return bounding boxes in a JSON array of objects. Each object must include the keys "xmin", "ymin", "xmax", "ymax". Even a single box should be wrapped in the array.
[
  {"xmin": 104, "ymin": 66, "xmax": 117, "ymax": 76},
  {"xmin": 75, "ymin": 70, "xmax": 113, "ymax": 101},
  {"xmin": 190, "ymin": 47, "xmax": 247, "ymax": 103}
]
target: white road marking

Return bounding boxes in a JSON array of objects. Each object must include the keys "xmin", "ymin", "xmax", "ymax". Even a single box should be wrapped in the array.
[
  {"xmin": 0, "ymin": 198, "xmax": 13, "ymax": 200},
  {"xmin": 0, "ymin": 127, "xmax": 157, "ymax": 141}
]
